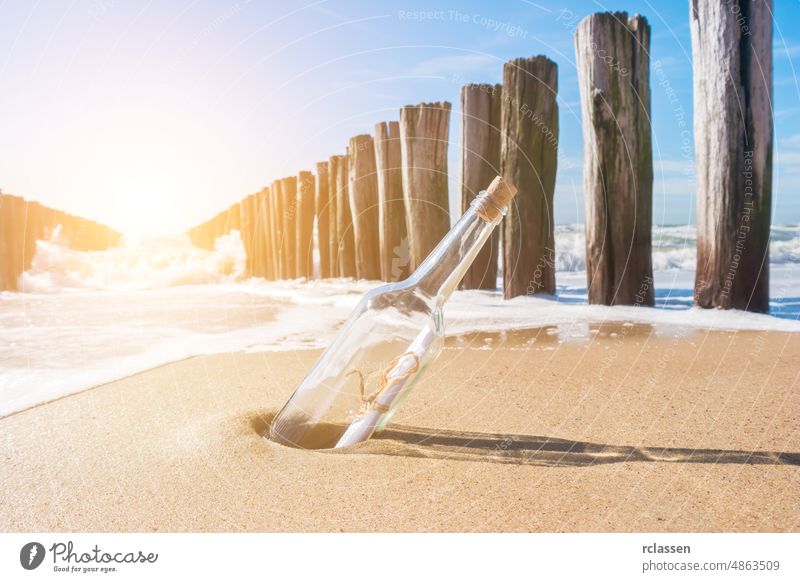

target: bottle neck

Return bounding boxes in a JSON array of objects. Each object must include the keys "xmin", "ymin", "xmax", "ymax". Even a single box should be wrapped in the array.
[{"xmin": 410, "ymin": 196, "xmax": 504, "ymax": 303}]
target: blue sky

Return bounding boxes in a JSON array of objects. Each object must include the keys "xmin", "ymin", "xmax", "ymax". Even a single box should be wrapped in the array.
[{"xmin": 0, "ymin": 0, "xmax": 797, "ymax": 234}]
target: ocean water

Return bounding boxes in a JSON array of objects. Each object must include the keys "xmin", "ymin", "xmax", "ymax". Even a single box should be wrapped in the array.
[{"xmin": 1, "ymin": 225, "xmax": 798, "ymax": 417}]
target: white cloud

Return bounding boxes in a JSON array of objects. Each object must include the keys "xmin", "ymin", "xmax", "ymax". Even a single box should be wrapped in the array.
[
  {"xmin": 773, "ymin": 41, "xmax": 800, "ymax": 58},
  {"xmin": 655, "ymin": 177, "xmax": 696, "ymax": 196},
  {"xmin": 776, "ymin": 149, "xmax": 800, "ymax": 173},
  {"xmin": 780, "ymin": 133, "xmax": 800, "ymax": 150},
  {"xmin": 655, "ymin": 159, "xmax": 695, "ymax": 174}
]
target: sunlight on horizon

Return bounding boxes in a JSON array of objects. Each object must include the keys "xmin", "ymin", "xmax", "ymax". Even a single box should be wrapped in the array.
[{"xmin": 104, "ymin": 146, "xmax": 199, "ymax": 238}]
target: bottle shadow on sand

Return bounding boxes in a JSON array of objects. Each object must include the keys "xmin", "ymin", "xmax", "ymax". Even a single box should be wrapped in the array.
[{"xmin": 250, "ymin": 411, "xmax": 800, "ymax": 468}]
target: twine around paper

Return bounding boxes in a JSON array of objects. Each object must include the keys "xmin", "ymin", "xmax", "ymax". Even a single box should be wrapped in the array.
[{"xmin": 345, "ymin": 351, "xmax": 421, "ymax": 414}]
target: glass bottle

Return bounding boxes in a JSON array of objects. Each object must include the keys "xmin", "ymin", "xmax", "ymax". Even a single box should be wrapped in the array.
[{"xmin": 269, "ymin": 177, "xmax": 517, "ymax": 449}]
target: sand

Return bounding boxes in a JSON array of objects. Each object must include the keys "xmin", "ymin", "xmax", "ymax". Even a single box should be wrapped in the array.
[{"xmin": 1, "ymin": 323, "xmax": 798, "ymax": 532}]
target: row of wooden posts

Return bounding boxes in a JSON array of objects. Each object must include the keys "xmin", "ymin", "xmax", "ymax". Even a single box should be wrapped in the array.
[
  {"xmin": 186, "ymin": 110, "xmax": 447, "ymax": 285},
  {"xmin": 0, "ymin": 6, "xmax": 772, "ymax": 313},
  {"xmin": 188, "ymin": 6, "xmax": 772, "ymax": 312},
  {"xmin": 186, "ymin": 69, "xmax": 561, "ymax": 298},
  {"xmin": 0, "ymin": 194, "xmax": 120, "ymax": 291}
]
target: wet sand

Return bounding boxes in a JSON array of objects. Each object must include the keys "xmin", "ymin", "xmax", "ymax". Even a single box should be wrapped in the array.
[{"xmin": 1, "ymin": 323, "xmax": 798, "ymax": 532}]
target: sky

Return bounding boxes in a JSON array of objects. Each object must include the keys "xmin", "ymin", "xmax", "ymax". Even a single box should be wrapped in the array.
[{"xmin": 0, "ymin": 0, "xmax": 798, "ymax": 236}]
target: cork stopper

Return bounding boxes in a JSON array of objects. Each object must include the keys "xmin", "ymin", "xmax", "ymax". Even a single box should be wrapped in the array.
[{"xmin": 474, "ymin": 176, "xmax": 518, "ymax": 222}]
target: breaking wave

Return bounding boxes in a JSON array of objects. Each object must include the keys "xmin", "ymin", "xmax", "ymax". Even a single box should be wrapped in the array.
[
  {"xmin": 19, "ymin": 227, "xmax": 247, "ymax": 292},
  {"xmin": 15, "ymin": 224, "xmax": 800, "ymax": 292},
  {"xmin": 553, "ymin": 224, "xmax": 800, "ymax": 273}
]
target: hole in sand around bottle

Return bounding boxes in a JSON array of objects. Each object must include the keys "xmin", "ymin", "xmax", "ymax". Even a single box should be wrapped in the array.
[{"xmin": 249, "ymin": 410, "xmax": 353, "ymax": 451}]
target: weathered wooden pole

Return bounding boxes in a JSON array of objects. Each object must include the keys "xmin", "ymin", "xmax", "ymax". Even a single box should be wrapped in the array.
[
  {"xmin": 249, "ymin": 194, "xmax": 259, "ymax": 277},
  {"xmin": 22, "ymin": 201, "xmax": 42, "ymax": 276},
  {"xmin": 348, "ymin": 134, "xmax": 382, "ymax": 280},
  {"xmin": 239, "ymin": 195, "xmax": 255, "ymax": 277},
  {"xmin": 296, "ymin": 170, "xmax": 316, "ymax": 279},
  {"xmin": 280, "ymin": 176, "xmax": 298, "ymax": 279},
  {"xmin": 460, "ymin": 83, "xmax": 502, "ymax": 290},
  {"xmin": 248, "ymin": 192, "xmax": 264, "ymax": 277},
  {"xmin": 0, "ymin": 196, "xmax": 12, "ymax": 290},
  {"xmin": 0, "ymin": 195, "xmax": 25, "ymax": 290},
  {"xmin": 374, "ymin": 121, "xmax": 410, "ymax": 282},
  {"xmin": 218, "ymin": 211, "xmax": 227, "ymax": 241},
  {"xmin": 18, "ymin": 200, "xmax": 35, "ymax": 289},
  {"xmin": 226, "ymin": 203, "xmax": 241, "ymax": 236},
  {"xmin": 209, "ymin": 214, "xmax": 220, "ymax": 247},
  {"xmin": 399, "ymin": 101, "xmax": 452, "ymax": 270},
  {"xmin": 14, "ymin": 198, "xmax": 29, "ymax": 285},
  {"xmin": 501, "ymin": 57, "xmax": 559, "ymax": 299},
  {"xmin": 204, "ymin": 216, "xmax": 216, "ymax": 249},
  {"xmin": 269, "ymin": 180, "xmax": 285, "ymax": 279},
  {"xmin": 63, "ymin": 213, "xmax": 77, "ymax": 249},
  {"xmin": 263, "ymin": 186, "xmax": 276, "ymax": 280},
  {"xmin": 248, "ymin": 193, "xmax": 260, "ymax": 278},
  {"xmin": 575, "ymin": 13, "xmax": 654, "ymax": 306},
  {"xmin": 315, "ymin": 161, "xmax": 332, "ymax": 278},
  {"xmin": 326, "ymin": 156, "xmax": 340, "ymax": 276},
  {"xmin": 254, "ymin": 187, "xmax": 271, "ymax": 279},
  {"xmin": 690, "ymin": 0, "xmax": 773, "ymax": 312},
  {"xmin": 254, "ymin": 187, "xmax": 268, "ymax": 279},
  {"xmin": 332, "ymin": 154, "xmax": 357, "ymax": 278}
]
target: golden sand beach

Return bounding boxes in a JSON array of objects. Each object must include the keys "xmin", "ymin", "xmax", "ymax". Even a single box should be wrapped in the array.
[{"xmin": 1, "ymin": 324, "xmax": 798, "ymax": 532}]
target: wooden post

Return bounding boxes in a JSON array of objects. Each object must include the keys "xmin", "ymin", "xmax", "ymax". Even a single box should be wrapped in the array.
[
  {"xmin": 247, "ymin": 192, "xmax": 263, "ymax": 277},
  {"xmin": 325, "ymin": 158, "xmax": 339, "ymax": 276},
  {"xmin": 217, "ymin": 212, "xmax": 227, "ymax": 242},
  {"xmin": 374, "ymin": 121, "xmax": 410, "ymax": 282},
  {"xmin": 0, "ymin": 196, "xmax": 12, "ymax": 289},
  {"xmin": 0, "ymin": 196, "xmax": 11, "ymax": 290},
  {"xmin": 399, "ymin": 101, "xmax": 452, "ymax": 270},
  {"xmin": 211, "ymin": 213, "xmax": 223, "ymax": 247},
  {"xmin": 0, "ymin": 195, "xmax": 24, "ymax": 291},
  {"xmin": 296, "ymin": 170, "xmax": 316, "ymax": 279},
  {"xmin": 208, "ymin": 215, "xmax": 218, "ymax": 247},
  {"xmin": 63, "ymin": 213, "xmax": 80, "ymax": 249},
  {"xmin": 250, "ymin": 192, "xmax": 263, "ymax": 278},
  {"xmin": 460, "ymin": 83, "xmax": 502, "ymax": 290},
  {"xmin": 239, "ymin": 195, "xmax": 255, "ymax": 277},
  {"xmin": 204, "ymin": 217, "xmax": 215, "ymax": 249},
  {"xmin": 22, "ymin": 201, "xmax": 43, "ymax": 274},
  {"xmin": 251, "ymin": 188, "xmax": 269, "ymax": 278},
  {"xmin": 280, "ymin": 176, "xmax": 298, "ymax": 279},
  {"xmin": 332, "ymin": 154, "xmax": 357, "ymax": 278},
  {"xmin": 326, "ymin": 157, "xmax": 340, "ymax": 277},
  {"xmin": 270, "ymin": 180, "xmax": 285, "ymax": 279},
  {"xmin": 575, "ymin": 13, "xmax": 654, "ymax": 306},
  {"xmin": 500, "ymin": 57, "xmax": 559, "ymax": 299},
  {"xmin": 226, "ymin": 203, "xmax": 241, "ymax": 235},
  {"xmin": 259, "ymin": 187, "xmax": 275, "ymax": 279},
  {"xmin": 252, "ymin": 188, "xmax": 264, "ymax": 278},
  {"xmin": 690, "ymin": 0, "xmax": 773, "ymax": 312},
  {"xmin": 14, "ymin": 198, "xmax": 36, "ymax": 290},
  {"xmin": 315, "ymin": 161, "xmax": 332, "ymax": 278},
  {"xmin": 348, "ymin": 134, "xmax": 382, "ymax": 280}
]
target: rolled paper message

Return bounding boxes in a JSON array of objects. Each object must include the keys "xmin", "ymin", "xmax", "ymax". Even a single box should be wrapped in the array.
[{"xmin": 335, "ymin": 325, "xmax": 436, "ymax": 448}]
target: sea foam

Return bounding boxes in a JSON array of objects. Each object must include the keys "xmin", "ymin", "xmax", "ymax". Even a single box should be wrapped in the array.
[{"xmin": 1, "ymin": 224, "xmax": 798, "ymax": 416}]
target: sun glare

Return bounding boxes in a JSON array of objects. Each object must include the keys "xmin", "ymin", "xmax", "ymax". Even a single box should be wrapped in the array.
[{"xmin": 108, "ymin": 158, "xmax": 186, "ymax": 238}]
